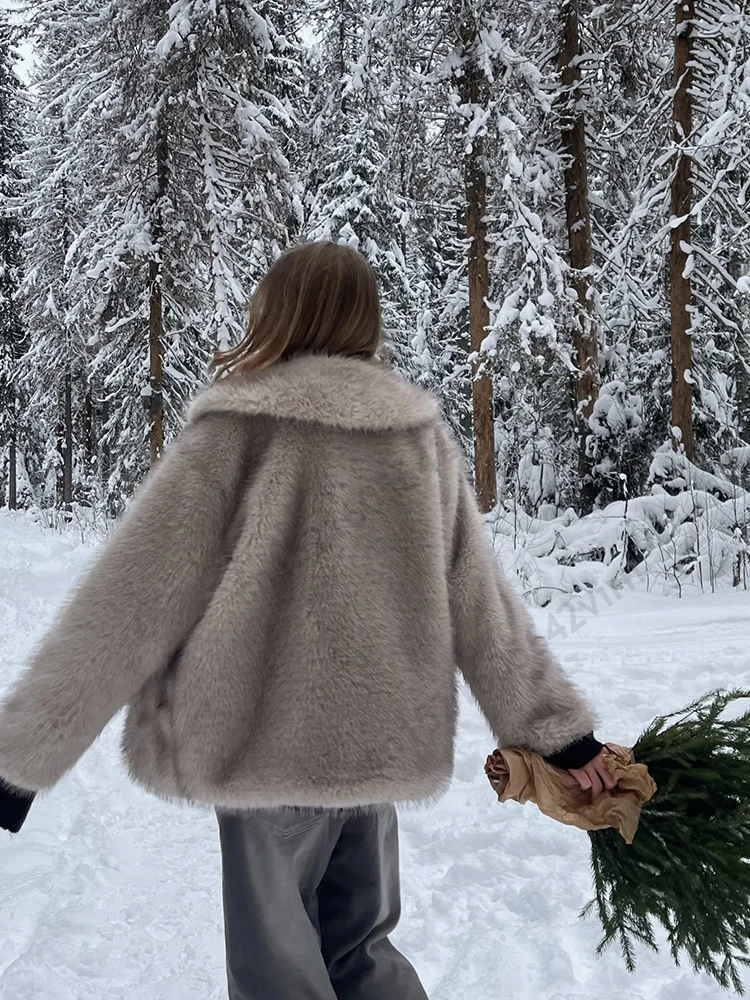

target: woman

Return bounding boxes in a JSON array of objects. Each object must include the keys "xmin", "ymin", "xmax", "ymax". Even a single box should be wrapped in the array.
[{"xmin": 0, "ymin": 241, "xmax": 613, "ymax": 999}]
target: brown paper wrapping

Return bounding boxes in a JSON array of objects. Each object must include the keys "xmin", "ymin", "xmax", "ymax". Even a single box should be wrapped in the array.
[{"xmin": 485, "ymin": 743, "xmax": 657, "ymax": 845}]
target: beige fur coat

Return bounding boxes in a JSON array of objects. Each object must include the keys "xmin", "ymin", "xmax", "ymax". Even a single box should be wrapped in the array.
[{"xmin": 0, "ymin": 354, "xmax": 596, "ymax": 808}]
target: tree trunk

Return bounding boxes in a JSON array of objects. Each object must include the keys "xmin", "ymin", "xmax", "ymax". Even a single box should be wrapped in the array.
[
  {"xmin": 8, "ymin": 420, "xmax": 16, "ymax": 510},
  {"xmin": 148, "ymin": 128, "xmax": 168, "ymax": 466},
  {"xmin": 57, "ymin": 127, "xmax": 75, "ymax": 509},
  {"xmin": 59, "ymin": 372, "xmax": 73, "ymax": 511},
  {"xmin": 558, "ymin": 0, "xmax": 600, "ymax": 510},
  {"xmin": 461, "ymin": 26, "xmax": 496, "ymax": 513},
  {"xmin": 148, "ymin": 257, "xmax": 164, "ymax": 466},
  {"xmin": 84, "ymin": 385, "xmax": 93, "ymax": 465},
  {"xmin": 731, "ymin": 255, "xmax": 750, "ymax": 452},
  {"xmin": 100, "ymin": 393, "xmax": 113, "ymax": 511},
  {"xmin": 82, "ymin": 383, "xmax": 95, "ymax": 499},
  {"xmin": 670, "ymin": 0, "xmax": 695, "ymax": 459},
  {"xmin": 725, "ymin": 253, "xmax": 749, "ymax": 487},
  {"xmin": 736, "ymin": 331, "xmax": 750, "ymax": 493},
  {"xmin": 738, "ymin": 334, "xmax": 750, "ymax": 447}
]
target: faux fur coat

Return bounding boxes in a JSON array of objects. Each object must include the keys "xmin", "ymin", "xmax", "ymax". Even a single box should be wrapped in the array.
[{"xmin": 0, "ymin": 354, "xmax": 597, "ymax": 809}]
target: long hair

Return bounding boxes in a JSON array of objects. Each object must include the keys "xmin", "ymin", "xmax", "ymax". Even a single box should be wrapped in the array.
[{"xmin": 211, "ymin": 241, "xmax": 383, "ymax": 377}]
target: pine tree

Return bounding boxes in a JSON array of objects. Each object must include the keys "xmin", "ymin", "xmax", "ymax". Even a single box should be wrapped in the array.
[
  {"xmin": 9, "ymin": 0, "xmax": 750, "ymax": 523},
  {"xmin": 459, "ymin": 6, "xmax": 496, "ymax": 513},
  {"xmin": 588, "ymin": 690, "xmax": 750, "ymax": 994},
  {"xmin": 0, "ymin": 15, "xmax": 25, "ymax": 509},
  {"xmin": 156, "ymin": 0, "xmax": 302, "ymax": 351},
  {"xmin": 17, "ymin": 14, "xmax": 94, "ymax": 511},
  {"xmin": 670, "ymin": 0, "xmax": 695, "ymax": 460},
  {"xmin": 386, "ymin": 0, "xmax": 505, "ymax": 509},
  {"xmin": 356, "ymin": 0, "xmax": 470, "ymax": 431},
  {"xmin": 558, "ymin": 0, "xmax": 600, "ymax": 508},
  {"xmin": 52, "ymin": 0, "xmax": 301, "ymax": 503},
  {"xmin": 460, "ymin": 4, "xmax": 574, "ymax": 512},
  {"xmin": 682, "ymin": 1, "xmax": 750, "ymax": 474},
  {"xmin": 596, "ymin": 0, "xmax": 750, "ymax": 486},
  {"xmin": 303, "ymin": 0, "xmax": 416, "ymax": 368}
]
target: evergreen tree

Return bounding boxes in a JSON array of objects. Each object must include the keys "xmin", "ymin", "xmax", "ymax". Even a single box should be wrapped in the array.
[
  {"xmin": 8, "ymin": 0, "xmax": 750, "ymax": 528},
  {"xmin": 26, "ymin": 0, "xmax": 302, "ymax": 506},
  {"xmin": 558, "ymin": 0, "xmax": 601, "ymax": 509},
  {"xmin": 303, "ymin": 0, "xmax": 416, "ymax": 368},
  {"xmin": 596, "ymin": 1, "xmax": 750, "ymax": 487},
  {"xmin": 0, "ymin": 15, "xmax": 26, "ymax": 509},
  {"xmin": 16, "ymin": 8, "xmax": 95, "ymax": 511}
]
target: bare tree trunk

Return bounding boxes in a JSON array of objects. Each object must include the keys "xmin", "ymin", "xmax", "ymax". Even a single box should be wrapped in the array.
[
  {"xmin": 730, "ymin": 312, "xmax": 750, "ymax": 446},
  {"xmin": 83, "ymin": 383, "xmax": 95, "ymax": 492},
  {"xmin": 58, "ymin": 372, "xmax": 73, "ymax": 511},
  {"xmin": 558, "ymin": 0, "xmax": 600, "ymax": 510},
  {"xmin": 8, "ymin": 418, "xmax": 16, "ymax": 509},
  {"xmin": 148, "ymin": 256, "xmax": 164, "ymax": 465},
  {"xmin": 148, "ymin": 127, "xmax": 168, "ymax": 466},
  {"xmin": 736, "ymin": 331, "xmax": 750, "ymax": 495},
  {"xmin": 56, "ymin": 130, "xmax": 75, "ymax": 510},
  {"xmin": 725, "ymin": 254, "xmax": 750, "ymax": 488},
  {"xmin": 100, "ymin": 393, "xmax": 113, "ymax": 511},
  {"xmin": 738, "ymin": 334, "xmax": 750, "ymax": 447},
  {"xmin": 670, "ymin": 0, "xmax": 695, "ymax": 459},
  {"xmin": 461, "ymin": 24, "xmax": 496, "ymax": 513}
]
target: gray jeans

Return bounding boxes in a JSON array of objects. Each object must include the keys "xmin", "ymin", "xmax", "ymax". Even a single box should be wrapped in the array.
[{"xmin": 217, "ymin": 804, "xmax": 429, "ymax": 1000}]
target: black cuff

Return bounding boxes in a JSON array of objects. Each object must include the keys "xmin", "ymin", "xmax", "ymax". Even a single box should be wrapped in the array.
[
  {"xmin": 543, "ymin": 733, "xmax": 603, "ymax": 771},
  {"xmin": 0, "ymin": 780, "xmax": 36, "ymax": 833}
]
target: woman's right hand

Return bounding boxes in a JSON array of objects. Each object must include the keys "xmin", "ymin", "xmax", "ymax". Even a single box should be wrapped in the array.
[{"xmin": 568, "ymin": 750, "xmax": 618, "ymax": 800}]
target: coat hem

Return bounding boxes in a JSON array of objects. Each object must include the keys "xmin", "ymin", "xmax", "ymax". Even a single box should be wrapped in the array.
[{"xmin": 125, "ymin": 767, "xmax": 454, "ymax": 812}]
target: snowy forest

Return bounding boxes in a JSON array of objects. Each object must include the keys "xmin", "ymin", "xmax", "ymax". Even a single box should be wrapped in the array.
[{"xmin": 0, "ymin": 0, "xmax": 749, "ymax": 595}]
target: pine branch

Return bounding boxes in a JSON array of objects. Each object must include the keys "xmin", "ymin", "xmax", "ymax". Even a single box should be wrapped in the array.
[{"xmin": 585, "ymin": 690, "xmax": 750, "ymax": 994}]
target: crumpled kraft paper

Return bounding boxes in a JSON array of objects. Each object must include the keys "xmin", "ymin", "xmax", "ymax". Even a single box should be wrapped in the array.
[{"xmin": 485, "ymin": 743, "xmax": 657, "ymax": 845}]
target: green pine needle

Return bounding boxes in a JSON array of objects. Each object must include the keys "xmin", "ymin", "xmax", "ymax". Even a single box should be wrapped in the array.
[{"xmin": 584, "ymin": 689, "xmax": 750, "ymax": 994}]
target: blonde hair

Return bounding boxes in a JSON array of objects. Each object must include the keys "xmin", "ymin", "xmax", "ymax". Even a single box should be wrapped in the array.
[{"xmin": 211, "ymin": 241, "xmax": 383, "ymax": 377}]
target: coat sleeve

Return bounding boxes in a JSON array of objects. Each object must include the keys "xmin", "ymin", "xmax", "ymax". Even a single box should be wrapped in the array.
[
  {"xmin": 442, "ymin": 436, "xmax": 598, "ymax": 757},
  {"xmin": 0, "ymin": 412, "xmax": 254, "ymax": 792}
]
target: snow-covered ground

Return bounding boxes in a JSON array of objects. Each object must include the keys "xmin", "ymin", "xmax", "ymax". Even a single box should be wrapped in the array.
[{"xmin": 0, "ymin": 510, "xmax": 748, "ymax": 1000}]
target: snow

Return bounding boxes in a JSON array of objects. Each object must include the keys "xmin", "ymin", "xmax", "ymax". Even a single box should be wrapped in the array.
[
  {"xmin": 588, "ymin": 380, "xmax": 642, "ymax": 438},
  {"xmin": 488, "ymin": 465, "xmax": 750, "ymax": 604},
  {"xmin": 1, "ymin": 511, "xmax": 749, "ymax": 999}
]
